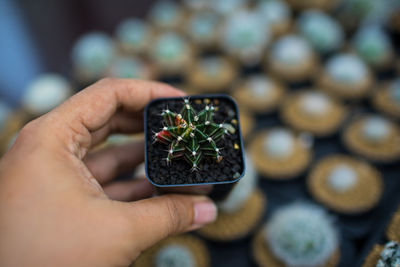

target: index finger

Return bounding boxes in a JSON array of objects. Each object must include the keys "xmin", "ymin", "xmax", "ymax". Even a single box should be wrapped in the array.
[{"xmin": 46, "ymin": 78, "xmax": 185, "ymax": 158}]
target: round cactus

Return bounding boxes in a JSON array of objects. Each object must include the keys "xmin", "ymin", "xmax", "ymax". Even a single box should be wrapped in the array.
[
  {"xmin": 155, "ymin": 244, "xmax": 195, "ymax": 267},
  {"xmin": 362, "ymin": 115, "xmax": 391, "ymax": 143},
  {"xmin": 271, "ymin": 35, "xmax": 313, "ymax": 66},
  {"xmin": 299, "ymin": 92, "xmax": 331, "ymax": 116},
  {"xmin": 154, "ymin": 98, "xmax": 231, "ymax": 171},
  {"xmin": 389, "ymin": 79, "xmax": 400, "ymax": 103},
  {"xmin": 352, "ymin": 25, "xmax": 393, "ymax": 66},
  {"xmin": 22, "ymin": 73, "xmax": 72, "ymax": 115},
  {"xmin": 328, "ymin": 164, "xmax": 358, "ymax": 192},
  {"xmin": 151, "ymin": 32, "xmax": 190, "ymax": 67},
  {"xmin": 376, "ymin": 241, "xmax": 400, "ymax": 267},
  {"xmin": 115, "ymin": 18, "xmax": 150, "ymax": 51},
  {"xmin": 265, "ymin": 203, "xmax": 338, "ymax": 267},
  {"xmin": 71, "ymin": 32, "xmax": 115, "ymax": 78},
  {"xmin": 256, "ymin": 0, "xmax": 290, "ymax": 28},
  {"xmin": 217, "ymin": 153, "xmax": 256, "ymax": 213},
  {"xmin": 108, "ymin": 58, "xmax": 150, "ymax": 79},
  {"xmin": 187, "ymin": 11, "xmax": 219, "ymax": 44},
  {"xmin": 325, "ymin": 54, "xmax": 368, "ymax": 85},
  {"xmin": 222, "ymin": 11, "xmax": 270, "ymax": 64},
  {"xmin": 263, "ymin": 128, "xmax": 295, "ymax": 159},
  {"xmin": 246, "ymin": 75, "xmax": 275, "ymax": 98},
  {"xmin": 149, "ymin": 1, "xmax": 182, "ymax": 28},
  {"xmin": 298, "ymin": 10, "xmax": 344, "ymax": 53}
]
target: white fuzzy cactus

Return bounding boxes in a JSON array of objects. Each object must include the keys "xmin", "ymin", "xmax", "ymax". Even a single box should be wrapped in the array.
[
  {"xmin": 217, "ymin": 154, "xmax": 256, "ymax": 213},
  {"xmin": 328, "ymin": 164, "xmax": 358, "ymax": 192},
  {"xmin": 326, "ymin": 54, "xmax": 368, "ymax": 85},
  {"xmin": 151, "ymin": 32, "xmax": 190, "ymax": 67},
  {"xmin": 115, "ymin": 18, "xmax": 151, "ymax": 52},
  {"xmin": 352, "ymin": 25, "xmax": 393, "ymax": 66},
  {"xmin": 187, "ymin": 11, "xmax": 219, "ymax": 44},
  {"xmin": 22, "ymin": 74, "xmax": 72, "ymax": 115},
  {"xmin": 155, "ymin": 244, "xmax": 195, "ymax": 267},
  {"xmin": 71, "ymin": 32, "xmax": 115, "ymax": 79},
  {"xmin": 265, "ymin": 203, "xmax": 338, "ymax": 267},
  {"xmin": 298, "ymin": 10, "xmax": 344, "ymax": 53},
  {"xmin": 263, "ymin": 128, "xmax": 295, "ymax": 159},
  {"xmin": 271, "ymin": 35, "xmax": 313, "ymax": 65},
  {"xmin": 300, "ymin": 92, "xmax": 331, "ymax": 116},
  {"xmin": 389, "ymin": 79, "xmax": 400, "ymax": 103},
  {"xmin": 256, "ymin": 0, "xmax": 290, "ymax": 29},
  {"xmin": 362, "ymin": 115, "xmax": 391, "ymax": 143},
  {"xmin": 222, "ymin": 11, "xmax": 270, "ymax": 64},
  {"xmin": 246, "ymin": 75, "xmax": 274, "ymax": 98},
  {"xmin": 149, "ymin": 1, "xmax": 182, "ymax": 28},
  {"xmin": 376, "ymin": 241, "xmax": 400, "ymax": 267}
]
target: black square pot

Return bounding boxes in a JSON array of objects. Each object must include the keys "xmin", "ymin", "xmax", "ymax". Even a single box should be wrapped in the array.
[{"xmin": 144, "ymin": 94, "xmax": 246, "ymax": 201}]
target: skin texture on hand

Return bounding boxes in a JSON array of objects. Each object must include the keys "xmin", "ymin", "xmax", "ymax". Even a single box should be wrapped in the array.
[{"xmin": 0, "ymin": 78, "xmax": 217, "ymax": 267}]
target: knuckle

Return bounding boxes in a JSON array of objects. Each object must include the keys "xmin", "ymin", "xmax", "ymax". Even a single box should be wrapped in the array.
[
  {"xmin": 163, "ymin": 196, "xmax": 186, "ymax": 234},
  {"xmin": 99, "ymin": 77, "xmax": 115, "ymax": 84},
  {"xmin": 96, "ymin": 77, "xmax": 118, "ymax": 86},
  {"xmin": 18, "ymin": 119, "xmax": 41, "ymax": 140}
]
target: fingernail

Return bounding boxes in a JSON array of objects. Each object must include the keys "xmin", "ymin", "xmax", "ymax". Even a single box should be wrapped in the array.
[{"xmin": 193, "ymin": 199, "xmax": 217, "ymax": 227}]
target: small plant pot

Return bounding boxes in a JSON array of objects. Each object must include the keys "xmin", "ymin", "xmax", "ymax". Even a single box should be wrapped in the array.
[{"xmin": 144, "ymin": 94, "xmax": 246, "ymax": 201}]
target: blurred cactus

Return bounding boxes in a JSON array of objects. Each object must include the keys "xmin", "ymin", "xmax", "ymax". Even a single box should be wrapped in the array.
[
  {"xmin": 377, "ymin": 241, "xmax": 400, "ymax": 267},
  {"xmin": 221, "ymin": 10, "xmax": 270, "ymax": 65},
  {"xmin": 22, "ymin": 73, "xmax": 72, "ymax": 116},
  {"xmin": 71, "ymin": 32, "xmax": 115, "ymax": 81},
  {"xmin": 148, "ymin": 0, "xmax": 183, "ymax": 29},
  {"xmin": 298, "ymin": 10, "xmax": 344, "ymax": 54},
  {"xmin": 155, "ymin": 244, "xmax": 195, "ymax": 267},
  {"xmin": 352, "ymin": 25, "xmax": 393, "ymax": 67},
  {"xmin": 218, "ymin": 153, "xmax": 256, "ymax": 213},
  {"xmin": 265, "ymin": 203, "xmax": 338, "ymax": 267},
  {"xmin": 338, "ymin": 0, "xmax": 393, "ymax": 26},
  {"xmin": 115, "ymin": 18, "xmax": 151, "ymax": 53},
  {"xmin": 154, "ymin": 99, "xmax": 230, "ymax": 171},
  {"xmin": 390, "ymin": 79, "xmax": 400, "ymax": 103}
]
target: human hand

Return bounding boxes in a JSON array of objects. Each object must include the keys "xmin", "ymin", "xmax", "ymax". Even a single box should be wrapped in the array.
[{"xmin": 0, "ymin": 78, "xmax": 217, "ymax": 267}]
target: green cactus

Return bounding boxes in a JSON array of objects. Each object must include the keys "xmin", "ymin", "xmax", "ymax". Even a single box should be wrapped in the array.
[{"xmin": 154, "ymin": 98, "xmax": 230, "ymax": 171}]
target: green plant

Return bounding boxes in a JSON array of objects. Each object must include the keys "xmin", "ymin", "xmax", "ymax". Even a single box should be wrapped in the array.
[{"xmin": 154, "ymin": 98, "xmax": 230, "ymax": 171}]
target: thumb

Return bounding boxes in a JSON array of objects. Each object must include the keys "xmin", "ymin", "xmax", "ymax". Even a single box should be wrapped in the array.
[{"xmin": 123, "ymin": 194, "xmax": 217, "ymax": 252}]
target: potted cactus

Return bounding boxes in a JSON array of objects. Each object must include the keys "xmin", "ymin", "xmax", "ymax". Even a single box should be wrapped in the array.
[
  {"xmin": 144, "ymin": 94, "xmax": 245, "ymax": 199},
  {"xmin": 253, "ymin": 203, "xmax": 340, "ymax": 267},
  {"xmin": 376, "ymin": 241, "xmax": 400, "ymax": 266}
]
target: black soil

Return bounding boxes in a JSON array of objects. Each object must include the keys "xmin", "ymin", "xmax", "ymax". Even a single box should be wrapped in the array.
[{"xmin": 146, "ymin": 96, "xmax": 244, "ymax": 185}]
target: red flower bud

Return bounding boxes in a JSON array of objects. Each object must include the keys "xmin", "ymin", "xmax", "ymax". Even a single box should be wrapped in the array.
[
  {"xmin": 175, "ymin": 116, "xmax": 186, "ymax": 127},
  {"xmin": 156, "ymin": 130, "xmax": 172, "ymax": 143}
]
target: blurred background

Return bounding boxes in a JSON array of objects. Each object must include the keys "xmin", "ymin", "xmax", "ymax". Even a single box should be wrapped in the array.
[
  {"xmin": 0, "ymin": 0, "xmax": 155, "ymax": 104},
  {"xmin": 1, "ymin": 0, "xmax": 400, "ymax": 266}
]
